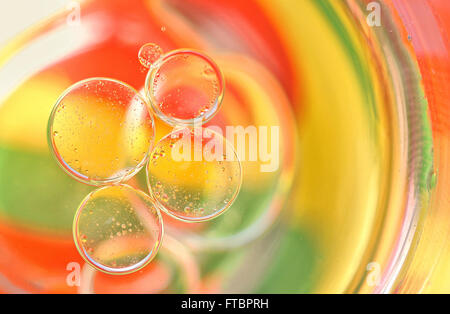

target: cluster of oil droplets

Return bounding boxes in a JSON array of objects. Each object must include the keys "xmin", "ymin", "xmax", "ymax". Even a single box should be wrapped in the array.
[{"xmin": 48, "ymin": 43, "xmax": 241, "ymax": 275}]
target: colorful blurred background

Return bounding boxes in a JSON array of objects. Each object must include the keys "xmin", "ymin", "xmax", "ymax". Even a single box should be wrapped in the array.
[{"xmin": 0, "ymin": 0, "xmax": 448, "ymax": 293}]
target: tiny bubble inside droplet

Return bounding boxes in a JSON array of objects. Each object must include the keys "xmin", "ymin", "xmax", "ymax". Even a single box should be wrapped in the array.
[{"xmin": 138, "ymin": 43, "xmax": 163, "ymax": 68}]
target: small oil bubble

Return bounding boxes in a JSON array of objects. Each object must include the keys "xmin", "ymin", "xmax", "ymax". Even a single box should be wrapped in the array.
[{"xmin": 138, "ymin": 43, "xmax": 163, "ymax": 68}]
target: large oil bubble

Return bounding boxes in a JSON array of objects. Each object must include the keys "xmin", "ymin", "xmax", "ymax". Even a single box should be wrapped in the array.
[
  {"xmin": 73, "ymin": 184, "xmax": 163, "ymax": 275},
  {"xmin": 145, "ymin": 50, "xmax": 224, "ymax": 127},
  {"xmin": 146, "ymin": 127, "xmax": 242, "ymax": 222},
  {"xmin": 48, "ymin": 78, "xmax": 155, "ymax": 186}
]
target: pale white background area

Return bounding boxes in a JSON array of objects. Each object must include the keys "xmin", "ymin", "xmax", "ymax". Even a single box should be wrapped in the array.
[
  {"xmin": 0, "ymin": 0, "xmax": 70, "ymax": 46},
  {"xmin": 0, "ymin": 1, "xmax": 87, "ymax": 103}
]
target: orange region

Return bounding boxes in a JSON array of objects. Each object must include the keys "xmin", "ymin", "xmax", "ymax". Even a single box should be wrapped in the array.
[
  {"xmin": 0, "ymin": 222, "xmax": 81, "ymax": 293},
  {"xmin": 196, "ymin": 274, "xmax": 223, "ymax": 294},
  {"xmin": 164, "ymin": 0, "xmax": 296, "ymax": 99},
  {"xmin": 93, "ymin": 260, "xmax": 171, "ymax": 294}
]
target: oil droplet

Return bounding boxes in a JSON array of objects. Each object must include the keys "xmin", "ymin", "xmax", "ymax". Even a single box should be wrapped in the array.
[
  {"xmin": 48, "ymin": 78, "xmax": 155, "ymax": 186},
  {"xmin": 161, "ymin": 193, "xmax": 169, "ymax": 202},
  {"xmin": 145, "ymin": 50, "xmax": 224, "ymax": 127},
  {"xmin": 73, "ymin": 185, "xmax": 163, "ymax": 275},
  {"xmin": 138, "ymin": 43, "xmax": 164, "ymax": 68},
  {"xmin": 146, "ymin": 127, "xmax": 241, "ymax": 222},
  {"xmin": 203, "ymin": 66, "xmax": 215, "ymax": 76}
]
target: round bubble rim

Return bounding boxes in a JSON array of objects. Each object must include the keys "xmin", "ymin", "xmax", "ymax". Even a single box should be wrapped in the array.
[
  {"xmin": 144, "ymin": 49, "xmax": 225, "ymax": 127},
  {"xmin": 146, "ymin": 127, "xmax": 242, "ymax": 223},
  {"xmin": 73, "ymin": 184, "xmax": 164, "ymax": 275},
  {"xmin": 47, "ymin": 77, "xmax": 156, "ymax": 187}
]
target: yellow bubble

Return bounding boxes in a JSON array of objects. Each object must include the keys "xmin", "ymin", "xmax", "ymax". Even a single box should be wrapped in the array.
[
  {"xmin": 48, "ymin": 78, "xmax": 155, "ymax": 186},
  {"xmin": 73, "ymin": 184, "xmax": 163, "ymax": 275},
  {"xmin": 146, "ymin": 127, "xmax": 242, "ymax": 222}
]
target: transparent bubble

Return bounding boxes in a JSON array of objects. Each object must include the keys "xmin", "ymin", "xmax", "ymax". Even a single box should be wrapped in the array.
[
  {"xmin": 48, "ymin": 78, "xmax": 155, "ymax": 186},
  {"xmin": 146, "ymin": 127, "xmax": 241, "ymax": 222},
  {"xmin": 138, "ymin": 43, "xmax": 164, "ymax": 68},
  {"xmin": 73, "ymin": 184, "xmax": 163, "ymax": 275},
  {"xmin": 145, "ymin": 50, "xmax": 224, "ymax": 127}
]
